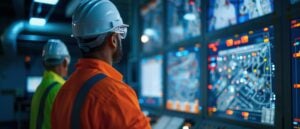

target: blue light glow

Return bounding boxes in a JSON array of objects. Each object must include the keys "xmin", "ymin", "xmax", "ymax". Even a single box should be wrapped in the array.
[
  {"xmin": 184, "ymin": 13, "xmax": 196, "ymax": 21},
  {"xmin": 139, "ymin": 99, "xmax": 144, "ymax": 104},
  {"xmin": 182, "ymin": 50, "xmax": 189, "ymax": 56},
  {"xmin": 176, "ymin": 52, "xmax": 182, "ymax": 57}
]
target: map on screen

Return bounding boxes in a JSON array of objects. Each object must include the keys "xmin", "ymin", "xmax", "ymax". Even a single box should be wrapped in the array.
[{"xmin": 207, "ymin": 26, "xmax": 276, "ymax": 125}]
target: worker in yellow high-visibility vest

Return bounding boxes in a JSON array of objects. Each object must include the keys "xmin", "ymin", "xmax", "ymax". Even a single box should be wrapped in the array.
[{"xmin": 29, "ymin": 39, "xmax": 70, "ymax": 129}]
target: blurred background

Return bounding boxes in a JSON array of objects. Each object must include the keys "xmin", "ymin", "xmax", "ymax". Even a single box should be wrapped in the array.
[{"xmin": 0, "ymin": 0, "xmax": 299, "ymax": 129}]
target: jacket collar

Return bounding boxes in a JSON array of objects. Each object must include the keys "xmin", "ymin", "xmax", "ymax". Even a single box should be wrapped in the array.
[
  {"xmin": 76, "ymin": 59, "xmax": 123, "ymax": 81},
  {"xmin": 43, "ymin": 70, "xmax": 65, "ymax": 84}
]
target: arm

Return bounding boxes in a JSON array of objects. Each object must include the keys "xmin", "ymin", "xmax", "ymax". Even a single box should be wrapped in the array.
[{"xmin": 99, "ymin": 88, "xmax": 151, "ymax": 129}]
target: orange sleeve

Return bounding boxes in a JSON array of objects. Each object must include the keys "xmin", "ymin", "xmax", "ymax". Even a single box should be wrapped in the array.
[{"xmin": 98, "ymin": 87, "xmax": 151, "ymax": 129}]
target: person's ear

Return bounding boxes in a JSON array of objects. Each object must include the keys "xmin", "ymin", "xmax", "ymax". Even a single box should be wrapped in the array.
[
  {"xmin": 63, "ymin": 59, "xmax": 68, "ymax": 68},
  {"xmin": 108, "ymin": 33, "xmax": 118, "ymax": 50},
  {"xmin": 60, "ymin": 59, "xmax": 69, "ymax": 77}
]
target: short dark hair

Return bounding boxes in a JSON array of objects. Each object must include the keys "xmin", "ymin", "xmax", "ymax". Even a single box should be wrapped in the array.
[{"xmin": 43, "ymin": 59, "xmax": 61, "ymax": 70}]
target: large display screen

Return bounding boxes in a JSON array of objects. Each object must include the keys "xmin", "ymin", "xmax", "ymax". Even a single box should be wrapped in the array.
[
  {"xmin": 291, "ymin": 0, "xmax": 300, "ymax": 4},
  {"xmin": 27, "ymin": 76, "xmax": 42, "ymax": 93},
  {"xmin": 291, "ymin": 19, "xmax": 300, "ymax": 129},
  {"xmin": 140, "ymin": 55, "xmax": 163, "ymax": 106},
  {"xmin": 208, "ymin": 0, "xmax": 274, "ymax": 31},
  {"xmin": 166, "ymin": 44, "xmax": 201, "ymax": 113},
  {"xmin": 167, "ymin": 0, "xmax": 201, "ymax": 43},
  {"xmin": 207, "ymin": 26, "xmax": 276, "ymax": 125},
  {"xmin": 141, "ymin": 0, "xmax": 163, "ymax": 52}
]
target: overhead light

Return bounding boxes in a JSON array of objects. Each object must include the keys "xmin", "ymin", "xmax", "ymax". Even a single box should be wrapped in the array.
[
  {"xmin": 184, "ymin": 13, "xmax": 196, "ymax": 21},
  {"xmin": 34, "ymin": 0, "xmax": 59, "ymax": 5},
  {"xmin": 141, "ymin": 35, "xmax": 149, "ymax": 43},
  {"xmin": 182, "ymin": 125, "xmax": 190, "ymax": 129},
  {"xmin": 29, "ymin": 17, "xmax": 46, "ymax": 26}
]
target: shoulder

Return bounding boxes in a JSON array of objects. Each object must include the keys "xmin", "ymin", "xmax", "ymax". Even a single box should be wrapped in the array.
[
  {"xmin": 49, "ymin": 82, "xmax": 63, "ymax": 93},
  {"xmin": 88, "ymin": 76, "xmax": 137, "ymax": 104},
  {"xmin": 47, "ymin": 82, "xmax": 63, "ymax": 100}
]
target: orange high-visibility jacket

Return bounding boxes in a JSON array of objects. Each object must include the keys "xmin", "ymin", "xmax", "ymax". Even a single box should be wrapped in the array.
[{"xmin": 51, "ymin": 59, "xmax": 151, "ymax": 129}]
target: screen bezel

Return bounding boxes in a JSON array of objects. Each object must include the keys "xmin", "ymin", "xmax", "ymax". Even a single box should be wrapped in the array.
[
  {"xmin": 280, "ymin": 3, "xmax": 300, "ymax": 128},
  {"xmin": 290, "ymin": 18, "xmax": 300, "ymax": 129},
  {"xmin": 286, "ymin": 10, "xmax": 300, "ymax": 128}
]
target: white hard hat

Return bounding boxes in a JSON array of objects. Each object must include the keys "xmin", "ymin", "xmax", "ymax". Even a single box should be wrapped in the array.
[
  {"xmin": 42, "ymin": 39, "xmax": 70, "ymax": 66},
  {"xmin": 72, "ymin": 0, "xmax": 129, "ymax": 38}
]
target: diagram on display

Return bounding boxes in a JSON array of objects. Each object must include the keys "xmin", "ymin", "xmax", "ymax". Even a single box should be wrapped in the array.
[
  {"xmin": 208, "ymin": 26, "xmax": 276, "ymax": 125},
  {"xmin": 167, "ymin": 46, "xmax": 201, "ymax": 113}
]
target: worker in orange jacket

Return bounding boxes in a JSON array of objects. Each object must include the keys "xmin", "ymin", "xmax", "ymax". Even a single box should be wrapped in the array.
[{"xmin": 51, "ymin": 0, "xmax": 151, "ymax": 129}]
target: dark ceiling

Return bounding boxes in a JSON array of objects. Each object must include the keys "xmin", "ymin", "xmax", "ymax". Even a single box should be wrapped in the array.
[
  {"xmin": 0, "ymin": 0, "xmax": 132, "ymax": 56},
  {"xmin": 0, "ymin": 0, "xmax": 131, "ymax": 23}
]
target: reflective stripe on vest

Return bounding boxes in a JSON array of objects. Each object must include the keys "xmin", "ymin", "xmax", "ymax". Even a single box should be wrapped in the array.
[
  {"xmin": 71, "ymin": 74, "xmax": 107, "ymax": 129},
  {"xmin": 36, "ymin": 82, "xmax": 58, "ymax": 129}
]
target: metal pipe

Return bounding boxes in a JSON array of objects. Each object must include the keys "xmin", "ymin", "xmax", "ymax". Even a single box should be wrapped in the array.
[{"xmin": 1, "ymin": 20, "xmax": 71, "ymax": 57}]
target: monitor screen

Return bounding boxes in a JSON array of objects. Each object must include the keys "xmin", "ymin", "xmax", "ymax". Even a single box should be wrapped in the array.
[
  {"xmin": 141, "ymin": 0, "xmax": 163, "ymax": 52},
  {"xmin": 208, "ymin": 0, "xmax": 274, "ymax": 31},
  {"xmin": 207, "ymin": 26, "xmax": 276, "ymax": 125},
  {"xmin": 291, "ymin": 19, "xmax": 300, "ymax": 128},
  {"xmin": 27, "ymin": 76, "xmax": 42, "ymax": 93},
  {"xmin": 140, "ymin": 55, "xmax": 163, "ymax": 106},
  {"xmin": 291, "ymin": 0, "xmax": 300, "ymax": 4},
  {"xmin": 166, "ymin": 44, "xmax": 201, "ymax": 113},
  {"xmin": 167, "ymin": 0, "xmax": 201, "ymax": 43}
]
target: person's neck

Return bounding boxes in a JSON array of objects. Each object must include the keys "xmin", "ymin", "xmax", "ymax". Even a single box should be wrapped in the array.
[{"xmin": 47, "ymin": 69, "xmax": 63, "ymax": 77}]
